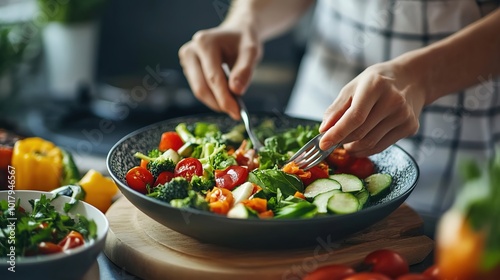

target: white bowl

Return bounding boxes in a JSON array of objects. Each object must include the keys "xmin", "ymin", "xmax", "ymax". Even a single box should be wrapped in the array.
[{"xmin": 0, "ymin": 190, "xmax": 109, "ymax": 280}]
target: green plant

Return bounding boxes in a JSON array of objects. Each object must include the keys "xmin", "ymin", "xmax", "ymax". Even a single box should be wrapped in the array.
[
  {"xmin": 0, "ymin": 25, "xmax": 27, "ymax": 76},
  {"xmin": 37, "ymin": 0, "xmax": 107, "ymax": 23}
]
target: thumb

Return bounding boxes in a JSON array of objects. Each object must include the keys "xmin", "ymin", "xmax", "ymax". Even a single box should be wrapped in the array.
[{"xmin": 229, "ymin": 44, "xmax": 261, "ymax": 95}]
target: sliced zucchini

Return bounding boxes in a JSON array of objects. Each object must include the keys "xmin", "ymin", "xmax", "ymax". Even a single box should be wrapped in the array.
[
  {"xmin": 330, "ymin": 174, "xmax": 364, "ymax": 193},
  {"xmin": 354, "ymin": 188, "xmax": 370, "ymax": 210},
  {"xmin": 304, "ymin": 178, "xmax": 341, "ymax": 199},
  {"xmin": 365, "ymin": 173, "xmax": 393, "ymax": 198},
  {"xmin": 327, "ymin": 192, "xmax": 360, "ymax": 214},
  {"xmin": 313, "ymin": 189, "xmax": 342, "ymax": 214},
  {"xmin": 227, "ymin": 203, "xmax": 258, "ymax": 219}
]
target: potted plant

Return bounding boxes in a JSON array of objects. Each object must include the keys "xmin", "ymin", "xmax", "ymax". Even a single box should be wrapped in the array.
[{"xmin": 38, "ymin": 0, "xmax": 107, "ymax": 99}]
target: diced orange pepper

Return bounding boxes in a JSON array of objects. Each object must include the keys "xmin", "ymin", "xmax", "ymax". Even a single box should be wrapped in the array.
[
  {"xmin": 258, "ymin": 210, "xmax": 274, "ymax": 219},
  {"xmin": 242, "ymin": 198, "xmax": 267, "ymax": 213},
  {"xmin": 294, "ymin": 191, "xmax": 306, "ymax": 200},
  {"xmin": 206, "ymin": 187, "xmax": 234, "ymax": 215},
  {"xmin": 282, "ymin": 161, "xmax": 311, "ymax": 181},
  {"xmin": 140, "ymin": 159, "xmax": 149, "ymax": 169}
]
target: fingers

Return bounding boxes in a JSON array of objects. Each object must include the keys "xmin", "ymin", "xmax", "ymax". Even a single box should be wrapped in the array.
[
  {"xmin": 179, "ymin": 45, "xmax": 220, "ymax": 112},
  {"xmin": 229, "ymin": 34, "xmax": 262, "ymax": 94},
  {"xmin": 319, "ymin": 76, "xmax": 382, "ymax": 150}
]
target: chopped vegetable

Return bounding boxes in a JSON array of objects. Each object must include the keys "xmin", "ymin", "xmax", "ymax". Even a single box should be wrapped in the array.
[
  {"xmin": 134, "ymin": 149, "xmax": 179, "ymax": 177},
  {"xmin": 79, "ymin": 169, "xmax": 119, "ymax": 212},
  {"xmin": 0, "ymin": 194, "xmax": 97, "ymax": 257},
  {"xmin": 11, "ymin": 137, "xmax": 63, "ymax": 191},
  {"xmin": 149, "ymin": 177, "xmax": 190, "ymax": 203}
]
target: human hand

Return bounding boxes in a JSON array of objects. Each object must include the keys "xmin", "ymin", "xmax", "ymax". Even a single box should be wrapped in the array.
[
  {"xmin": 319, "ymin": 62, "xmax": 426, "ymax": 157},
  {"xmin": 178, "ymin": 26, "xmax": 263, "ymax": 120}
]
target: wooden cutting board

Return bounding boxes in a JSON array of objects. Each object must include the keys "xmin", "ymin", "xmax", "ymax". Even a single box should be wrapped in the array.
[{"xmin": 104, "ymin": 197, "xmax": 434, "ymax": 280}]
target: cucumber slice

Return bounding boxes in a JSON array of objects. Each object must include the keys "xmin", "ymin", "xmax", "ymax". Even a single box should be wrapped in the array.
[
  {"xmin": 327, "ymin": 192, "xmax": 360, "ymax": 214},
  {"xmin": 232, "ymin": 182, "xmax": 254, "ymax": 206},
  {"xmin": 227, "ymin": 203, "xmax": 258, "ymax": 219},
  {"xmin": 365, "ymin": 173, "xmax": 393, "ymax": 198},
  {"xmin": 354, "ymin": 188, "xmax": 370, "ymax": 210},
  {"xmin": 313, "ymin": 189, "xmax": 342, "ymax": 213},
  {"xmin": 304, "ymin": 178, "xmax": 341, "ymax": 199},
  {"xmin": 330, "ymin": 174, "xmax": 364, "ymax": 192}
]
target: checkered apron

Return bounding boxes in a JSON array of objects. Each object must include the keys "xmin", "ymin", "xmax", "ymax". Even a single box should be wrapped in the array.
[{"xmin": 286, "ymin": 0, "xmax": 500, "ymax": 215}]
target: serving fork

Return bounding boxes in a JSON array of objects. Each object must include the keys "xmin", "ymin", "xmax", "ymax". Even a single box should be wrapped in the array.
[
  {"xmin": 285, "ymin": 132, "xmax": 341, "ymax": 170},
  {"xmin": 222, "ymin": 64, "xmax": 265, "ymax": 151}
]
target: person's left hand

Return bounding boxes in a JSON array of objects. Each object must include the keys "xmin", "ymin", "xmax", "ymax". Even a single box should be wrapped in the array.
[{"xmin": 319, "ymin": 62, "xmax": 427, "ymax": 157}]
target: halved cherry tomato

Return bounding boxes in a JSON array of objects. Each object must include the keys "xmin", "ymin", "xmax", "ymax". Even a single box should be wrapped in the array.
[
  {"xmin": 363, "ymin": 249, "xmax": 409, "ymax": 279},
  {"xmin": 348, "ymin": 157, "xmax": 375, "ymax": 179},
  {"xmin": 58, "ymin": 230, "xmax": 85, "ymax": 251},
  {"xmin": 326, "ymin": 147, "xmax": 354, "ymax": 169},
  {"xmin": 153, "ymin": 171, "xmax": 175, "ymax": 187},
  {"xmin": 38, "ymin": 242, "xmax": 63, "ymax": 255},
  {"xmin": 158, "ymin": 131, "xmax": 184, "ymax": 152},
  {"xmin": 304, "ymin": 264, "xmax": 355, "ymax": 280},
  {"xmin": 126, "ymin": 166, "xmax": 154, "ymax": 194},
  {"xmin": 174, "ymin": 157, "xmax": 203, "ymax": 181},
  {"xmin": 343, "ymin": 272, "xmax": 391, "ymax": 280},
  {"xmin": 215, "ymin": 165, "xmax": 248, "ymax": 190}
]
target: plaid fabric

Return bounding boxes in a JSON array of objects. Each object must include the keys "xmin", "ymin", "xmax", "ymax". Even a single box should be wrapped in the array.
[{"xmin": 286, "ymin": 0, "xmax": 500, "ymax": 215}]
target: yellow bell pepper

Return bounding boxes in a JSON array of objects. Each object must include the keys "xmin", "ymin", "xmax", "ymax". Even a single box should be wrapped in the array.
[
  {"xmin": 78, "ymin": 169, "xmax": 119, "ymax": 213},
  {"xmin": 11, "ymin": 137, "xmax": 62, "ymax": 191}
]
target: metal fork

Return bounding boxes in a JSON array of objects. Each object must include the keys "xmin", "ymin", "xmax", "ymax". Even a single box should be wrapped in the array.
[
  {"xmin": 285, "ymin": 132, "xmax": 340, "ymax": 170},
  {"xmin": 222, "ymin": 64, "xmax": 264, "ymax": 151}
]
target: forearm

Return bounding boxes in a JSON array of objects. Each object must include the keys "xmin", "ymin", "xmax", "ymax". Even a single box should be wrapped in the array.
[
  {"xmin": 396, "ymin": 8, "xmax": 500, "ymax": 104},
  {"xmin": 221, "ymin": 0, "xmax": 315, "ymax": 41}
]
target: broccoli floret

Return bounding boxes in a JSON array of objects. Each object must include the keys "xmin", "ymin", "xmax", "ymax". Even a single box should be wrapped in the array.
[
  {"xmin": 170, "ymin": 190, "xmax": 209, "ymax": 211},
  {"xmin": 193, "ymin": 142, "xmax": 237, "ymax": 172},
  {"xmin": 221, "ymin": 123, "xmax": 246, "ymax": 144},
  {"xmin": 190, "ymin": 173, "xmax": 215, "ymax": 193},
  {"xmin": 134, "ymin": 149, "xmax": 180, "ymax": 177},
  {"xmin": 154, "ymin": 177, "xmax": 190, "ymax": 203}
]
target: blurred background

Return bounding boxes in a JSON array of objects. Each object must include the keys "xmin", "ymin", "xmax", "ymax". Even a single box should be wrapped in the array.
[{"xmin": 0, "ymin": 0, "xmax": 312, "ymax": 172}]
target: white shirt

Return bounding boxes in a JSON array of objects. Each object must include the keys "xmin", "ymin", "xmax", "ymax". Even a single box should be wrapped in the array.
[{"xmin": 286, "ymin": 0, "xmax": 500, "ymax": 215}]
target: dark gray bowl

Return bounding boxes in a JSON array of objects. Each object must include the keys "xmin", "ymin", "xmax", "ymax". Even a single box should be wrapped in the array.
[{"xmin": 107, "ymin": 113, "xmax": 419, "ymax": 248}]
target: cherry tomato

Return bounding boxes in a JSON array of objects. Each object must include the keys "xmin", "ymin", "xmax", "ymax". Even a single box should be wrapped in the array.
[
  {"xmin": 38, "ymin": 242, "xmax": 63, "ymax": 255},
  {"xmin": 301, "ymin": 161, "xmax": 330, "ymax": 186},
  {"xmin": 348, "ymin": 157, "xmax": 375, "ymax": 179},
  {"xmin": 396, "ymin": 274, "xmax": 432, "ymax": 280},
  {"xmin": 154, "ymin": 171, "xmax": 175, "ymax": 187},
  {"xmin": 159, "ymin": 131, "xmax": 184, "ymax": 152},
  {"xmin": 303, "ymin": 264, "xmax": 355, "ymax": 280},
  {"xmin": 343, "ymin": 272, "xmax": 391, "ymax": 280},
  {"xmin": 215, "ymin": 165, "xmax": 249, "ymax": 190},
  {"xmin": 422, "ymin": 265, "xmax": 441, "ymax": 279},
  {"xmin": 326, "ymin": 147, "xmax": 353, "ymax": 169},
  {"xmin": 363, "ymin": 249, "xmax": 409, "ymax": 279},
  {"xmin": 174, "ymin": 157, "xmax": 203, "ymax": 181},
  {"xmin": 126, "ymin": 166, "xmax": 154, "ymax": 194},
  {"xmin": 58, "ymin": 230, "xmax": 85, "ymax": 251}
]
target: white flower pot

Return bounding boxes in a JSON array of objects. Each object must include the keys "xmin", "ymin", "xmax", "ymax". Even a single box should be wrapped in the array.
[{"xmin": 42, "ymin": 21, "xmax": 99, "ymax": 100}]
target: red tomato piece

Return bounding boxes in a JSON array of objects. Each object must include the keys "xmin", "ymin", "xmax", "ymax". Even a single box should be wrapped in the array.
[
  {"xmin": 422, "ymin": 265, "xmax": 441, "ymax": 280},
  {"xmin": 215, "ymin": 165, "xmax": 249, "ymax": 190},
  {"xmin": 396, "ymin": 273, "xmax": 433, "ymax": 280},
  {"xmin": 126, "ymin": 166, "xmax": 154, "ymax": 194},
  {"xmin": 348, "ymin": 157, "xmax": 375, "ymax": 179},
  {"xmin": 154, "ymin": 171, "xmax": 175, "ymax": 187},
  {"xmin": 303, "ymin": 264, "xmax": 355, "ymax": 280},
  {"xmin": 343, "ymin": 272, "xmax": 392, "ymax": 280},
  {"xmin": 174, "ymin": 158, "xmax": 203, "ymax": 181},
  {"xmin": 363, "ymin": 249, "xmax": 409, "ymax": 279},
  {"xmin": 159, "ymin": 131, "xmax": 184, "ymax": 152},
  {"xmin": 58, "ymin": 230, "xmax": 85, "ymax": 251},
  {"xmin": 326, "ymin": 147, "xmax": 353, "ymax": 169},
  {"xmin": 38, "ymin": 242, "xmax": 63, "ymax": 255},
  {"xmin": 301, "ymin": 161, "xmax": 330, "ymax": 186}
]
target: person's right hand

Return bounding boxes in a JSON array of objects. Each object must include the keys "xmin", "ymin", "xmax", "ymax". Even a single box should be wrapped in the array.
[{"xmin": 178, "ymin": 26, "xmax": 263, "ymax": 120}]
